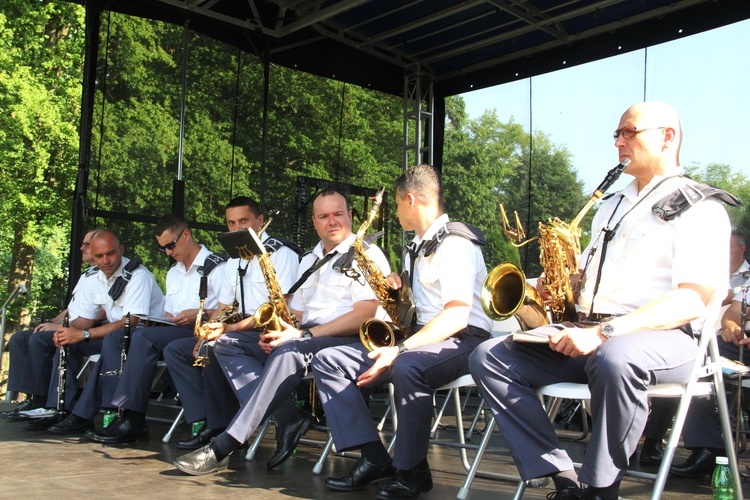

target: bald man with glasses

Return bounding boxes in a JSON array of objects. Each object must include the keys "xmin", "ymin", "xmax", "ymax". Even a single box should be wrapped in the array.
[{"xmin": 470, "ymin": 102, "xmax": 737, "ymax": 500}]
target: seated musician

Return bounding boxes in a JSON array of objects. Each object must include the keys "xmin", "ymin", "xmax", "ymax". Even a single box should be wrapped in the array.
[
  {"xmin": 469, "ymin": 101, "xmax": 733, "ymax": 500},
  {"xmin": 313, "ymin": 164, "xmax": 492, "ymax": 499},
  {"xmin": 172, "ymin": 188, "xmax": 390, "ymax": 475}
]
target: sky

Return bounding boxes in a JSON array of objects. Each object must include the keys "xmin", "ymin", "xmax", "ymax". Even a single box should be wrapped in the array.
[{"xmin": 460, "ymin": 18, "xmax": 750, "ymax": 194}]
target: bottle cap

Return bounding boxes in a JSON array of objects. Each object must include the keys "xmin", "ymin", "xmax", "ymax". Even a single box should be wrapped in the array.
[{"xmin": 716, "ymin": 456, "xmax": 729, "ymax": 465}]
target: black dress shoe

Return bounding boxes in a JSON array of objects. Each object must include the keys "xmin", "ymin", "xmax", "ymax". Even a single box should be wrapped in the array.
[
  {"xmin": 266, "ymin": 412, "xmax": 314, "ymax": 470},
  {"xmin": 6, "ymin": 399, "xmax": 46, "ymax": 421},
  {"xmin": 176, "ymin": 427, "xmax": 225, "ymax": 450},
  {"xmin": 2, "ymin": 398, "xmax": 40, "ymax": 418},
  {"xmin": 23, "ymin": 414, "xmax": 64, "ymax": 431},
  {"xmin": 376, "ymin": 461, "xmax": 433, "ymax": 499},
  {"xmin": 639, "ymin": 437, "xmax": 663, "ymax": 466},
  {"xmin": 325, "ymin": 456, "xmax": 397, "ymax": 492},
  {"xmin": 546, "ymin": 486, "xmax": 583, "ymax": 500},
  {"xmin": 48, "ymin": 414, "xmax": 94, "ymax": 435},
  {"xmin": 89, "ymin": 416, "xmax": 148, "ymax": 444},
  {"xmin": 670, "ymin": 448, "xmax": 717, "ymax": 478}
]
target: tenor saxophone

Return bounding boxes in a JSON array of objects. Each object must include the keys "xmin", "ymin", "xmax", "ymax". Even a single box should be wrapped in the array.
[
  {"xmin": 482, "ymin": 159, "xmax": 630, "ymax": 326},
  {"xmin": 355, "ymin": 186, "xmax": 413, "ymax": 351}
]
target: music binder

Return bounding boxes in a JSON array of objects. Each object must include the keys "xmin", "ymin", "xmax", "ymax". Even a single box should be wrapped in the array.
[{"xmin": 217, "ymin": 229, "xmax": 266, "ymax": 261}]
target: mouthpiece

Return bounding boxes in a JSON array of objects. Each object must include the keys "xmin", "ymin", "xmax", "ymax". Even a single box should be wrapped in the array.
[{"xmin": 595, "ymin": 158, "xmax": 631, "ymax": 194}]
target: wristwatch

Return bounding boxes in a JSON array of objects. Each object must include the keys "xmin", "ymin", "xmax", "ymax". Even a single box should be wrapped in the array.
[
  {"xmin": 397, "ymin": 342, "xmax": 409, "ymax": 354},
  {"xmin": 82, "ymin": 330, "xmax": 91, "ymax": 342},
  {"xmin": 599, "ymin": 323, "xmax": 616, "ymax": 340},
  {"xmin": 301, "ymin": 328, "xmax": 313, "ymax": 339}
]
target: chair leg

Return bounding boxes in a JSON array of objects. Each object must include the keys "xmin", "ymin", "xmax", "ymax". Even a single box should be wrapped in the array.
[
  {"xmin": 245, "ymin": 417, "xmax": 272, "ymax": 461},
  {"xmin": 162, "ymin": 408, "xmax": 185, "ymax": 443},
  {"xmin": 313, "ymin": 432, "xmax": 335, "ymax": 475}
]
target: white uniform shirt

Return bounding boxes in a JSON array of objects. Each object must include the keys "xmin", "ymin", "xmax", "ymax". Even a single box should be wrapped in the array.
[
  {"xmin": 66, "ymin": 268, "xmax": 97, "ymax": 320},
  {"xmin": 405, "ymin": 213, "xmax": 492, "ymax": 332},
  {"xmin": 71, "ymin": 256, "xmax": 166, "ymax": 323},
  {"xmin": 729, "ymin": 260, "xmax": 750, "ymax": 297},
  {"xmin": 164, "ymin": 245, "xmax": 225, "ymax": 316},
  {"xmin": 217, "ymin": 232, "xmax": 300, "ymax": 316},
  {"xmin": 578, "ymin": 174, "xmax": 730, "ymax": 331},
  {"xmin": 290, "ymin": 232, "xmax": 390, "ymax": 327}
]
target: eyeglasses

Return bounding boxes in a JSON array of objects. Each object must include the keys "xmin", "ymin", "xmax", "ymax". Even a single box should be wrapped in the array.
[
  {"xmin": 613, "ymin": 126, "xmax": 666, "ymax": 140},
  {"xmin": 158, "ymin": 228, "xmax": 185, "ymax": 252},
  {"xmin": 82, "ymin": 241, "xmax": 91, "ymax": 248}
]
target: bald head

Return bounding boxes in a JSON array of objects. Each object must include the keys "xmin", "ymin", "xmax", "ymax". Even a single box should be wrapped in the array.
[
  {"xmin": 615, "ymin": 101, "xmax": 683, "ymax": 188},
  {"xmin": 89, "ymin": 230, "xmax": 124, "ymax": 278}
]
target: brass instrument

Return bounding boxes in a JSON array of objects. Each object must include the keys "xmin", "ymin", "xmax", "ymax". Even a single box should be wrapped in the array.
[
  {"xmin": 355, "ymin": 186, "xmax": 413, "ymax": 351},
  {"xmin": 193, "ymin": 301, "xmax": 242, "ymax": 367},
  {"xmin": 244, "ymin": 217, "xmax": 298, "ymax": 333},
  {"xmin": 482, "ymin": 159, "xmax": 630, "ymax": 327}
]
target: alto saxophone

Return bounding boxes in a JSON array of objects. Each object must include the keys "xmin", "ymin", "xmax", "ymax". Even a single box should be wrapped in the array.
[
  {"xmin": 193, "ymin": 300, "xmax": 242, "ymax": 367},
  {"xmin": 355, "ymin": 186, "xmax": 413, "ymax": 351},
  {"xmin": 482, "ymin": 159, "xmax": 630, "ymax": 327},
  {"xmin": 246, "ymin": 217, "xmax": 298, "ymax": 332}
]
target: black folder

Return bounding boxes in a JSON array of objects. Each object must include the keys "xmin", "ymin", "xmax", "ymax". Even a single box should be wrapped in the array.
[{"xmin": 217, "ymin": 229, "xmax": 266, "ymax": 260}]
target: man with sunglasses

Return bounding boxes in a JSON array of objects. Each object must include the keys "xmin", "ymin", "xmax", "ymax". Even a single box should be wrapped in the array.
[
  {"xmin": 19, "ymin": 229, "xmax": 165, "ymax": 433},
  {"xmin": 163, "ymin": 196, "xmax": 300, "ymax": 453},
  {"xmin": 4, "ymin": 229, "xmax": 102, "ymax": 419},
  {"xmin": 173, "ymin": 188, "xmax": 390, "ymax": 475},
  {"xmin": 68, "ymin": 214, "xmax": 228, "ymax": 443},
  {"xmin": 470, "ymin": 102, "xmax": 734, "ymax": 500}
]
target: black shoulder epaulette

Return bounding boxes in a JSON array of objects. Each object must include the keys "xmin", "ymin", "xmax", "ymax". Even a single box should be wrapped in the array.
[
  {"xmin": 264, "ymin": 237, "xmax": 303, "ymax": 256},
  {"xmin": 198, "ymin": 252, "xmax": 229, "ymax": 276},
  {"xmin": 108, "ymin": 257, "xmax": 143, "ymax": 301},
  {"xmin": 333, "ymin": 231, "xmax": 384, "ymax": 273},
  {"xmin": 602, "ymin": 193, "xmax": 617, "ymax": 201},
  {"xmin": 84, "ymin": 266, "xmax": 99, "ymax": 277},
  {"xmin": 422, "ymin": 222, "xmax": 486, "ymax": 257},
  {"xmin": 652, "ymin": 178, "xmax": 741, "ymax": 221}
]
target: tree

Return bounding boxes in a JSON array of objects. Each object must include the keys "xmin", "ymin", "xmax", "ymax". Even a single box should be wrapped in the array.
[{"xmin": 0, "ymin": 1, "xmax": 85, "ymax": 326}]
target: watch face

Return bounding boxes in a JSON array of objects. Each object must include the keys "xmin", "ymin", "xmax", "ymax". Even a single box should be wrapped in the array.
[{"xmin": 602, "ymin": 324, "xmax": 615, "ymax": 337}]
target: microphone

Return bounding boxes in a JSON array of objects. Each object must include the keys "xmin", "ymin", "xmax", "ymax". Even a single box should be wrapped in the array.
[{"xmin": 19, "ymin": 284, "xmax": 27, "ymax": 295}]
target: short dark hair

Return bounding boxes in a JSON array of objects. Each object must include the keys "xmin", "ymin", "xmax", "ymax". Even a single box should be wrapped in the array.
[
  {"xmin": 155, "ymin": 214, "xmax": 188, "ymax": 237},
  {"xmin": 311, "ymin": 188, "xmax": 351, "ymax": 213},
  {"xmin": 394, "ymin": 164, "xmax": 443, "ymax": 210},
  {"xmin": 226, "ymin": 196, "xmax": 262, "ymax": 217}
]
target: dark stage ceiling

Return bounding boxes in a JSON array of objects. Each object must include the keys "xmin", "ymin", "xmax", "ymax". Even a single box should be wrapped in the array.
[{"xmin": 75, "ymin": 0, "xmax": 750, "ymax": 97}]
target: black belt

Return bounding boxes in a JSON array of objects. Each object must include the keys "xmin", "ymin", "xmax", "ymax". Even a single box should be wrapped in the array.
[
  {"xmin": 463, "ymin": 325, "xmax": 491, "ymax": 340},
  {"xmin": 578, "ymin": 312, "xmax": 617, "ymax": 322}
]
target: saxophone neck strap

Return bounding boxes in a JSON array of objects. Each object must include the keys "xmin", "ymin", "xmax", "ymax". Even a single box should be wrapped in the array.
[
  {"xmin": 652, "ymin": 177, "xmax": 741, "ymax": 221},
  {"xmin": 198, "ymin": 252, "xmax": 229, "ymax": 276},
  {"xmin": 287, "ymin": 250, "xmax": 339, "ymax": 295},
  {"xmin": 419, "ymin": 222, "xmax": 486, "ymax": 257},
  {"xmin": 264, "ymin": 237, "xmax": 304, "ymax": 256},
  {"xmin": 108, "ymin": 257, "xmax": 142, "ymax": 302}
]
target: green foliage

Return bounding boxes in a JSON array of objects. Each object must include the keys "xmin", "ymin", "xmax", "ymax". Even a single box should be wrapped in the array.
[{"xmin": 685, "ymin": 163, "xmax": 750, "ymax": 239}]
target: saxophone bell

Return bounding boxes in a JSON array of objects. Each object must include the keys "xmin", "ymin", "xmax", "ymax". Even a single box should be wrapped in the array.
[
  {"xmin": 252, "ymin": 302, "xmax": 282, "ymax": 332},
  {"xmin": 359, "ymin": 318, "xmax": 405, "ymax": 351},
  {"xmin": 481, "ymin": 262, "xmax": 548, "ymax": 330}
]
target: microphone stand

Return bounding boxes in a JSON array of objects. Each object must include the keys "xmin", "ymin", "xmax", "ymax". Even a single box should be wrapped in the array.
[{"xmin": 735, "ymin": 281, "xmax": 749, "ymax": 451}]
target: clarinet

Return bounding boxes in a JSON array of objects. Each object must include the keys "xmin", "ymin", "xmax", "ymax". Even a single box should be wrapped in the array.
[
  {"xmin": 56, "ymin": 312, "xmax": 70, "ymax": 415},
  {"xmin": 117, "ymin": 312, "xmax": 131, "ymax": 419}
]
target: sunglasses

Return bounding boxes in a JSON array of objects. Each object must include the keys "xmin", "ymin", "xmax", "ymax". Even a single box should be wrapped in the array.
[{"xmin": 158, "ymin": 228, "xmax": 185, "ymax": 252}]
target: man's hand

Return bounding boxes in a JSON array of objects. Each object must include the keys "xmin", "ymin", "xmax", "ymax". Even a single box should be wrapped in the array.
[
  {"xmin": 34, "ymin": 322, "xmax": 58, "ymax": 333},
  {"xmin": 549, "ymin": 326, "xmax": 603, "ymax": 358},
  {"xmin": 54, "ymin": 327, "xmax": 84, "ymax": 347},
  {"xmin": 172, "ymin": 309, "xmax": 199, "ymax": 326},
  {"xmin": 201, "ymin": 322, "xmax": 228, "ymax": 342},
  {"xmin": 386, "ymin": 272, "xmax": 401, "ymax": 290},
  {"xmin": 260, "ymin": 318, "xmax": 302, "ymax": 353},
  {"xmin": 357, "ymin": 346, "xmax": 399, "ymax": 387}
]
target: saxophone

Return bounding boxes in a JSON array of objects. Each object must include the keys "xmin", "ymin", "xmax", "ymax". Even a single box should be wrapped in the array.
[
  {"xmin": 482, "ymin": 159, "xmax": 630, "ymax": 327},
  {"xmin": 248, "ymin": 217, "xmax": 298, "ymax": 332},
  {"xmin": 355, "ymin": 186, "xmax": 413, "ymax": 351},
  {"xmin": 193, "ymin": 300, "xmax": 242, "ymax": 367}
]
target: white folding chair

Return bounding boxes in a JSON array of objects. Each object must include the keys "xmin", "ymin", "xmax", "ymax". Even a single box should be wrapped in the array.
[{"xmin": 510, "ymin": 328, "xmax": 742, "ymax": 500}]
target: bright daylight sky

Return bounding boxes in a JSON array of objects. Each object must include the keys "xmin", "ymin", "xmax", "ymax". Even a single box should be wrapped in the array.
[{"xmin": 460, "ymin": 18, "xmax": 750, "ymax": 194}]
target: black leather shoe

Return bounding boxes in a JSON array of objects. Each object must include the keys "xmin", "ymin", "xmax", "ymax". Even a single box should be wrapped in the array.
[
  {"xmin": 546, "ymin": 486, "xmax": 583, "ymax": 500},
  {"xmin": 266, "ymin": 412, "xmax": 314, "ymax": 470},
  {"xmin": 2, "ymin": 398, "xmax": 41, "ymax": 418},
  {"xmin": 6, "ymin": 398, "xmax": 46, "ymax": 421},
  {"xmin": 89, "ymin": 416, "xmax": 148, "ymax": 444},
  {"xmin": 670, "ymin": 448, "xmax": 717, "ymax": 478},
  {"xmin": 376, "ymin": 461, "xmax": 433, "ymax": 499},
  {"xmin": 639, "ymin": 438, "xmax": 663, "ymax": 466},
  {"xmin": 48, "ymin": 414, "xmax": 94, "ymax": 435},
  {"xmin": 176, "ymin": 427, "xmax": 225, "ymax": 450},
  {"xmin": 325, "ymin": 456, "xmax": 397, "ymax": 492},
  {"xmin": 23, "ymin": 414, "xmax": 63, "ymax": 431}
]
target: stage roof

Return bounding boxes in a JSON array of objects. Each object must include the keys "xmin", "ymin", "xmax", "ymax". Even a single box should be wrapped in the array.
[{"xmin": 75, "ymin": 0, "xmax": 750, "ymax": 97}]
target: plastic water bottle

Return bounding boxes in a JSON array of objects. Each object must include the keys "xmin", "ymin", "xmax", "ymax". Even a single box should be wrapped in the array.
[{"xmin": 712, "ymin": 456, "xmax": 736, "ymax": 500}]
